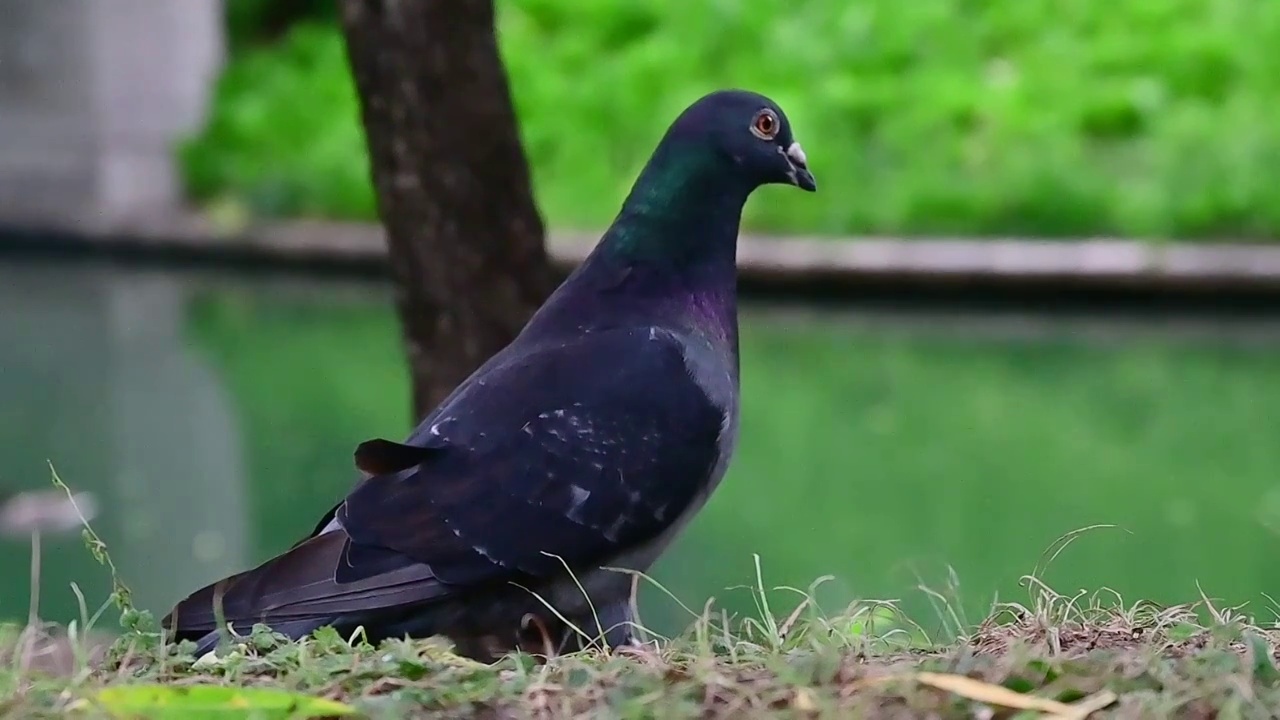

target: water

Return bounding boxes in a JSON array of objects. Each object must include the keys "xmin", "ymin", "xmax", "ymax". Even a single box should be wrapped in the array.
[
  {"xmin": 0, "ymin": 259, "xmax": 250, "ymax": 628},
  {"xmin": 2, "ymin": 256, "xmax": 1279, "ymax": 642}
]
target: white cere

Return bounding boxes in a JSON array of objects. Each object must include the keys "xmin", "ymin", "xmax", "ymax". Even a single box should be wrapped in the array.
[{"xmin": 786, "ymin": 142, "xmax": 808, "ymax": 166}]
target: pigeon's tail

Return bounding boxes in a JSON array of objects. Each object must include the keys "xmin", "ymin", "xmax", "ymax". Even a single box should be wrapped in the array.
[{"xmin": 163, "ymin": 529, "xmax": 450, "ymax": 654}]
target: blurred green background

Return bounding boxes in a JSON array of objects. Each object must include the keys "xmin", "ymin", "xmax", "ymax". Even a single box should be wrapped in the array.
[
  {"xmin": 3, "ymin": 0, "xmax": 1280, "ymax": 642},
  {"xmin": 189, "ymin": 0, "xmax": 1280, "ymax": 239}
]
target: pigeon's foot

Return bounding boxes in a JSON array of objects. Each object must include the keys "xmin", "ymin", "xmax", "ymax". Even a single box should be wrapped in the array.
[
  {"xmin": 450, "ymin": 632, "xmax": 518, "ymax": 663},
  {"xmin": 504, "ymin": 599, "xmax": 640, "ymax": 662},
  {"xmin": 612, "ymin": 638, "xmax": 661, "ymax": 663},
  {"xmin": 517, "ymin": 613, "xmax": 561, "ymax": 658},
  {"xmin": 558, "ymin": 600, "xmax": 639, "ymax": 655}
]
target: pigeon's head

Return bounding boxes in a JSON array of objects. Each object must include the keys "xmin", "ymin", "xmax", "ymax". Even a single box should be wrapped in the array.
[{"xmin": 667, "ymin": 89, "xmax": 816, "ymax": 193}]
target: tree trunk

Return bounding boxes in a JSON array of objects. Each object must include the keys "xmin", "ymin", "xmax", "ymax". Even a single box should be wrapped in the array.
[{"xmin": 337, "ymin": 0, "xmax": 556, "ymax": 420}]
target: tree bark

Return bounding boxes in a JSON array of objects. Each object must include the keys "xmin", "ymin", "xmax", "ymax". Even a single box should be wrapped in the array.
[{"xmin": 337, "ymin": 0, "xmax": 556, "ymax": 420}]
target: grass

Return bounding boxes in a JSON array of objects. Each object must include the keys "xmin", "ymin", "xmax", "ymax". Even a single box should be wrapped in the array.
[
  {"xmin": 4, "ymin": 533, "xmax": 1280, "ymax": 719},
  {"xmin": 0, "ymin": 476, "xmax": 1277, "ymax": 718}
]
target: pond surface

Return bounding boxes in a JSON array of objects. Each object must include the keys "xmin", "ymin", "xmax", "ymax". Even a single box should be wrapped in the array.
[{"xmin": 2, "ymin": 257, "xmax": 1279, "ymax": 641}]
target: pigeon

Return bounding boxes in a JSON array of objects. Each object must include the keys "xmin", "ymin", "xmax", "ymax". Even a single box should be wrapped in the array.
[{"xmin": 163, "ymin": 88, "xmax": 816, "ymax": 660}]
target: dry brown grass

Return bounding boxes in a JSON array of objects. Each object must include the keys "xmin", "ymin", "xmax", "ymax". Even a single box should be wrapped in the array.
[
  {"xmin": 2, "ymin": 479, "xmax": 1275, "ymax": 718},
  {"xmin": 0, "ymin": 574, "xmax": 1276, "ymax": 719}
]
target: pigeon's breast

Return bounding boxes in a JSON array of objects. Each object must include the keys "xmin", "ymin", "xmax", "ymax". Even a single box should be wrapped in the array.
[
  {"xmin": 669, "ymin": 326, "xmax": 740, "ymax": 501},
  {"xmin": 670, "ymin": 289, "xmax": 740, "ymax": 486}
]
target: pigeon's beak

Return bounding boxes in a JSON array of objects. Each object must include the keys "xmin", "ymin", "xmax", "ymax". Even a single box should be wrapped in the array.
[{"xmin": 783, "ymin": 142, "xmax": 816, "ymax": 192}]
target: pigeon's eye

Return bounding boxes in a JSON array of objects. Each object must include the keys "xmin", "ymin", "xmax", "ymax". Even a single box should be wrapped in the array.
[{"xmin": 750, "ymin": 110, "xmax": 779, "ymax": 140}]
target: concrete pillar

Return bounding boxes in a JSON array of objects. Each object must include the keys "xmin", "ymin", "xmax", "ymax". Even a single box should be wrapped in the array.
[{"xmin": 0, "ymin": 0, "xmax": 224, "ymax": 222}]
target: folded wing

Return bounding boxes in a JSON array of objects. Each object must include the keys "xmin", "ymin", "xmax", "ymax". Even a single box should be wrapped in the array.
[{"xmin": 337, "ymin": 324, "xmax": 726, "ymax": 585}]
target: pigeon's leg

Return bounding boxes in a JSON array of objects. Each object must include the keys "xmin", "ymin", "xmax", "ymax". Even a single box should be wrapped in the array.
[
  {"xmin": 453, "ymin": 631, "xmax": 516, "ymax": 663},
  {"xmin": 513, "ymin": 599, "xmax": 640, "ymax": 658},
  {"xmin": 554, "ymin": 600, "xmax": 637, "ymax": 654},
  {"xmin": 516, "ymin": 613, "xmax": 561, "ymax": 657},
  {"xmin": 594, "ymin": 600, "xmax": 638, "ymax": 650}
]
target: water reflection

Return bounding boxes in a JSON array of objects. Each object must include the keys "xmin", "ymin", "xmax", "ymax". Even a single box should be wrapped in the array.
[{"xmin": 0, "ymin": 259, "xmax": 247, "ymax": 624}]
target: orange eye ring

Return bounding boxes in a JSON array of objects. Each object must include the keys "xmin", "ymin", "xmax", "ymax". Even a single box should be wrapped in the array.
[{"xmin": 751, "ymin": 110, "xmax": 779, "ymax": 140}]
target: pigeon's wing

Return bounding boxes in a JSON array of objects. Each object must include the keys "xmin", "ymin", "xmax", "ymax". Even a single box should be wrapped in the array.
[{"xmin": 334, "ymin": 324, "xmax": 728, "ymax": 587}]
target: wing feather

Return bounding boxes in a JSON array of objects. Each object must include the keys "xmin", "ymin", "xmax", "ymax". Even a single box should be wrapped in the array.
[{"xmin": 338, "ymin": 325, "xmax": 725, "ymax": 586}]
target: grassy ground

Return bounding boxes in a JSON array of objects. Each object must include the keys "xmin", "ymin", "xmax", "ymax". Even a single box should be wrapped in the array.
[
  {"xmin": 1, "ymin": 498, "xmax": 1276, "ymax": 719},
  {"xmin": 3, "ymin": 572, "xmax": 1279, "ymax": 719}
]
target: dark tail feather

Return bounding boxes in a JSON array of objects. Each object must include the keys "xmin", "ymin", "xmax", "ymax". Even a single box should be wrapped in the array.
[{"xmin": 164, "ymin": 529, "xmax": 449, "ymax": 651}]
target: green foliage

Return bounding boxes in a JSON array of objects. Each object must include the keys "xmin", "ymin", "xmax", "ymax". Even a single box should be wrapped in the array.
[
  {"xmin": 180, "ymin": 25, "xmax": 374, "ymax": 220},
  {"xmin": 185, "ymin": 1, "xmax": 1280, "ymax": 240},
  {"xmin": 224, "ymin": 0, "xmax": 338, "ymax": 52}
]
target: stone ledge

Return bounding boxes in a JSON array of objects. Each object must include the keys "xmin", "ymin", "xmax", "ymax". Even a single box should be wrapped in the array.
[{"xmin": 4, "ymin": 211, "xmax": 1280, "ymax": 296}]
